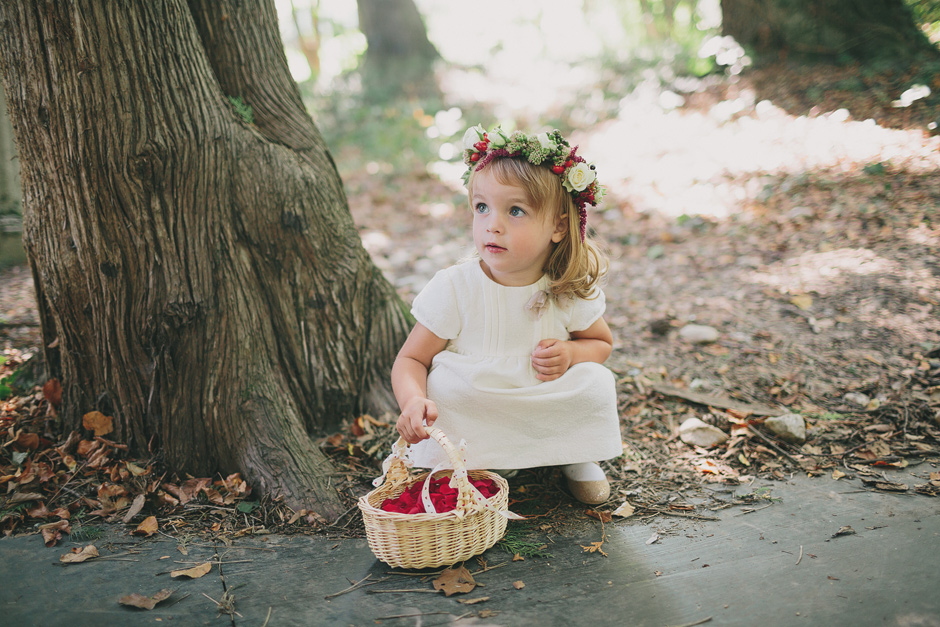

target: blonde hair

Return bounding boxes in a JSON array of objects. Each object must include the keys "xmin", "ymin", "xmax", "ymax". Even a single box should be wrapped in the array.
[{"xmin": 467, "ymin": 158, "xmax": 608, "ymax": 300}]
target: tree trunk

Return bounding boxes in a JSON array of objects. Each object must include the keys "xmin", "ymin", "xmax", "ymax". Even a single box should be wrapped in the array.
[
  {"xmin": 356, "ymin": 0, "xmax": 439, "ymax": 99},
  {"xmin": 0, "ymin": 0, "xmax": 410, "ymax": 520},
  {"xmin": 0, "ymin": 81, "xmax": 19, "ymax": 215},
  {"xmin": 721, "ymin": 0, "xmax": 939, "ymax": 63}
]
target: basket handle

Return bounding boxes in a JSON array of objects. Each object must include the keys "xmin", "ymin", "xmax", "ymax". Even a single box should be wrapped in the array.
[{"xmin": 418, "ymin": 427, "xmax": 478, "ymax": 517}]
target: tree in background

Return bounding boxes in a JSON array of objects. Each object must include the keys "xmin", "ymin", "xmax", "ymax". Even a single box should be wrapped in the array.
[
  {"xmin": 357, "ymin": 0, "xmax": 440, "ymax": 99},
  {"xmin": 0, "ymin": 82, "xmax": 18, "ymax": 217},
  {"xmin": 721, "ymin": 0, "xmax": 939, "ymax": 63},
  {"xmin": 0, "ymin": 0, "xmax": 410, "ymax": 519}
]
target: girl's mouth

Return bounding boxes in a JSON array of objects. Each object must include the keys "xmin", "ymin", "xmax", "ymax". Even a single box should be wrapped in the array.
[{"xmin": 485, "ymin": 243, "xmax": 506, "ymax": 253}]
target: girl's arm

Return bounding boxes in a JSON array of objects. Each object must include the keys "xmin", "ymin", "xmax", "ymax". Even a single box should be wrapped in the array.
[
  {"xmin": 392, "ymin": 322, "xmax": 449, "ymax": 443},
  {"xmin": 530, "ymin": 317, "xmax": 613, "ymax": 382}
]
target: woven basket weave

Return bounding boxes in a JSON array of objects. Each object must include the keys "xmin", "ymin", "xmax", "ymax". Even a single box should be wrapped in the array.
[{"xmin": 358, "ymin": 427, "xmax": 510, "ymax": 569}]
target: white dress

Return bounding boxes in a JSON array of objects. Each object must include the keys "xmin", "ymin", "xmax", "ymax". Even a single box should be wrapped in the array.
[{"xmin": 408, "ymin": 260, "xmax": 623, "ymax": 470}]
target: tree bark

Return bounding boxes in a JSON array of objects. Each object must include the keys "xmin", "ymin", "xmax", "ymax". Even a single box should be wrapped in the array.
[
  {"xmin": 356, "ymin": 0, "xmax": 439, "ymax": 99},
  {"xmin": 0, "ymin": 81, "xmax": 19, "ymax": 215},
  {"xmin": 0, "ymin": 0, "xmax": 409, "ymax": 519},
  {"xmin": 721, "ymin": 0, "xmax": 939, "ymax": 63}
]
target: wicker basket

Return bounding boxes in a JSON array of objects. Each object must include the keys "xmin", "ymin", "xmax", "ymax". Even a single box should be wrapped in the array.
[{"xmin": 358, "ymin": 427, "xmax": 511, "ymax": 569}]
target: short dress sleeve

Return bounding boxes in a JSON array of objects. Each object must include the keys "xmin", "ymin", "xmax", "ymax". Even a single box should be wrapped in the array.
[
  {"xmin": 565, "ymin": 288, "xmax": 607, "ymax": 332},
  {"xmin": 411, "ymin": 268, "xmax": 461, "ymax": 340}
]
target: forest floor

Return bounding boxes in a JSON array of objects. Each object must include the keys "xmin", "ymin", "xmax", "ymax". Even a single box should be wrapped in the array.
[{"xmin": 0, "ymin": 62, "xmax": 938, "ymax": 546}]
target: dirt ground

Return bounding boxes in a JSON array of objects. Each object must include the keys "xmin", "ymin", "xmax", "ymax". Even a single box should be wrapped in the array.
[{"xmin": 1, "ymin": 64, "xmax": 939, "ymax": 539}]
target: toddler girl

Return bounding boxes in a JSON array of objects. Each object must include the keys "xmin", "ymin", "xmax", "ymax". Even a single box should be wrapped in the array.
[{"xmin": 392, "ymin": 125, "xmax": 622, "ymax": 505}]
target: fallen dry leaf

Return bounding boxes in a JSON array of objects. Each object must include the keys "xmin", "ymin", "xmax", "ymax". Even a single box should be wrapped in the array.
[
  {"xmin": 432, "ymin": 566, "xmax": 476, "ymax": 596},
  {"xmin": 512, "ymin": 580, "xmax": 525, "ymax": 590},
  {"xmin": 60, "ymin": 545, "xmax": 99, "ymax": 564},
  {"xmin": 512, "ymin": 553, "xmax": 525, "ymax": 562},
  {"xmin": 581, "ymin": 541, "xmax": 608, "ymax": 557},
  {"xmin": 586, "ymin": 509, "xmax": 612, "ymax": 523},
  {"xmin": 82, "ymin": 411, "xmax": 114, "ymax": 437},
  {"xmin": 42, "ymin": 378, "xmax": 62, "ymax": 408},
  {"xmin": 790, "ymin": 294, "xmax": 813, "ymax": 310},
  {"xmin": 41, "ymin": 527, "xmax": 62, "ymax": 547},
  {"xmin": 612, "ymin": 501, "xmax": 635, "ymax": 518},
  {"xmin": 457, "ymin": 596, "xmax": 490, "ymax": 605},
  {"xmin": 134, "ymin": 515, "xmax": 158, "ymax": 537},
  {"xmin": 123, "ymin": 494, "xmax": 146, "ymax": 524},
  {"xmin": 171, "ymin": 561, "xmax": 212, "ymax": 579},
  {"xmin": 832, "ymin": 469, "xmax": 846, "ymax": 480},
  {"xmin": 125, "ymin": 462, "xmax": 149, "ymax": 476},
  {"xmin": 39, "ymin": 519, "xmax": 70, "ymax": 547},
  {"xmin": 832, "ymin": 525, "xmax": 856, "ymax": 538},
  {"xmin": 118, "ymin": 589, "xmax": 173, "ymax": 610}
]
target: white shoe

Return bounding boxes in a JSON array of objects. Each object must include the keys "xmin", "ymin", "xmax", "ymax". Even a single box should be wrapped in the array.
[{"xmin": 562, "ymin": 462, "xmax": 610, "ymax": 505}]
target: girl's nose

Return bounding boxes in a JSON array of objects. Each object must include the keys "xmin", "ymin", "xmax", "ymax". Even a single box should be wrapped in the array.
[{"xmin": 487, "ymin": 215, "xmax": 504, "ymax": 233}]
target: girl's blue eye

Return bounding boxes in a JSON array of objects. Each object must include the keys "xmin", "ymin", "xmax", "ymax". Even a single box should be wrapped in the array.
[
  {"xmin": 509, "ymin": 206, "xmax": 526, "ymax": 217},
  {"xmin": 475, "ymin": 203, "xmax": 489, "ymax": 214}
]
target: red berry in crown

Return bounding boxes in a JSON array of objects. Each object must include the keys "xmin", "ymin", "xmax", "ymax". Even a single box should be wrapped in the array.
[
  {"xmin": 552, "ymin": 165, "xmax": 565, "ymax": 174},
  {"xmin": 474, "ymin": 141, "xmax": 489, "ymax": 152},
  {"xmin": 470, "ymin": 152, "xmax": 481, "ymax": 162}
]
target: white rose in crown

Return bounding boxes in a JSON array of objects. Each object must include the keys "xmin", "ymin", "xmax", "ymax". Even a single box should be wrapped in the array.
[
  {"xmin": 463, "ymin": 125, "xmax": 486, "ymax": 151},
  {"xmin": 536, "ymin": 132, "xmax": 556, "ymax": 151},
  {"xmin": 564, "ymin": 162, "xmax": 596, "ymax": 192},
  {"xmin": 488, "ymin": 127, "xmax": 508, "ymax": 148}
]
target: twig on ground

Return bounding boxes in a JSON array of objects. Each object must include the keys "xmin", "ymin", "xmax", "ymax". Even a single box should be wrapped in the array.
[
  {"xmin": 733, "ymin": 503, "xmax": 774, "ymax": 516},
  {"xmin": 367, "ymin": 588, "xmax": 441, "ymax": 594},
  {"xmin": 373, "ymin": 611, "xmax": 454, "ymax": 620},
  {"xmin": 747, "ymin": 425, "xmax": 802, "ymax": 465},
  {"xmin": 668, "ymin": 617, "xmax": 713, "ymax": 627},
  {"xmin": 324, "ymin": 575, "xmax": 390, "ymax": 599},
  {"xmin": 795, "ymin": 545, "xmax": 803, "ymax": 565}
]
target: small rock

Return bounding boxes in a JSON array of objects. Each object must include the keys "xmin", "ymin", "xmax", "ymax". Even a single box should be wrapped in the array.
[
  {"xmin": 764, "ymin": 413, "xmax": 807, "ymax": 444},
  {"xmin": 679, "ymin": 417, "xmax": 729, "ymax": 448},
  {"xmin": 678, "ymin": 324, "xmax": 719, "ymax": 344},
  {"xmin": 843, "ymin": 392, "xmax": 871, "ymax": 408}
]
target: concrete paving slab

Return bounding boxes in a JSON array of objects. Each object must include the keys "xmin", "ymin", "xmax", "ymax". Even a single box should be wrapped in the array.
[{"xmin": 1, "ymin": 473, "xmax": 938, "ymax": 626}]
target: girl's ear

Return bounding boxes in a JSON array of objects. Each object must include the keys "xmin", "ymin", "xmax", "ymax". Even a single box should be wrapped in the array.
[{"xmin": 551, "ymin": 213, "xmax": 568, "ymax": 243}]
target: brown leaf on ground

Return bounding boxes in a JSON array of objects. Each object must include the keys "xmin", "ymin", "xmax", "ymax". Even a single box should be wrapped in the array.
[
  {"xmin": 39, "ymin": 518, "xmax": 71, "ymax": 547},
  {"xmin": 512, "ymin": 580, "xmax": 525, "ymax": 590},
  {"xmin": 171, "ymin": 561, "xmax": 212, "ymax": 579},
  {"xmin": 457, "ymin": 596, "xmax": 490, "ymax": 605},
  {"xmin": 612, "ymin": 501, "xmax": 636, "ymax": 518},
  {"xmin": 581, "ymin": 541, "xmax": 609, "ymax": 557},
  {"xmin": 60, "ymin": 545, "xmax": 99, "ymax": 564},
  {"xmin": 118, "ymin": 589, "xmax": 173, "ymax": 610},
  {"xmin": 832, "ymin": 525, "xmax": 856, "ymax": 538},
  {"xmin": 432, "ymin": 566, "xmax": 476, "ymax": 596},
  {"xmin": 42, "ymin": 378, "xmax": 62, "ymax": 407},
  {"xmin": 512, "ymin": 553, "xmax": 524, "ymax": 561},
  {"xmin": 123, "ymin": 494, "xmax": 146, "ymax": 523},
  {"xmin": 25, "ymin": 502, "xmax": 51, "ymax": 519},
  {"xmin": 14, "ymin": 431, "xmax": 39, "ymax": 450},
  {"xmin": 41, "ymin": 527, "xmax": 61, "ymax": 547},
  {"xmin": 586, "ymin": 509, "xmax": 613, "ymax": 523},
  {"xmin": 82, "ymin": 411, "xmax": 113, "ymax": 437},
  {"xmin": 7, "ymin": 492, "xmax": 44, "ymax": 503},
  {"xmin": 134, "ymin": 516, "xmax": 158, "ymax": 537}
]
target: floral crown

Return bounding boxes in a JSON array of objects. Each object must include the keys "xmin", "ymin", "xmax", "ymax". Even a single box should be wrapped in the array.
[{"xmin": 461, "ymin": 125, "xmax": 604, "ymax": 241}]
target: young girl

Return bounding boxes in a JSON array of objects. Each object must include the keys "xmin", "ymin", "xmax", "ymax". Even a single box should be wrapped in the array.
[{"xmin": 392, "ymin": 125, "xmax": 622, "ymax": 505}]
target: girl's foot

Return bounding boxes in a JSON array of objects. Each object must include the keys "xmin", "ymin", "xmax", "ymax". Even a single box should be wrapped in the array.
[{"xmin": 562, "ymin": 462, "xmax": 610, "ymax": 505}]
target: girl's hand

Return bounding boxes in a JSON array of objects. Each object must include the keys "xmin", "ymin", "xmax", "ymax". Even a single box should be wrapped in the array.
[
  {"xmin": 396, "ymin": 397, "xmax": 439, "ymax": 444},
  {"xmin": 531, "ymin": 339, "xmax": 574, "ymax": 381}
]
